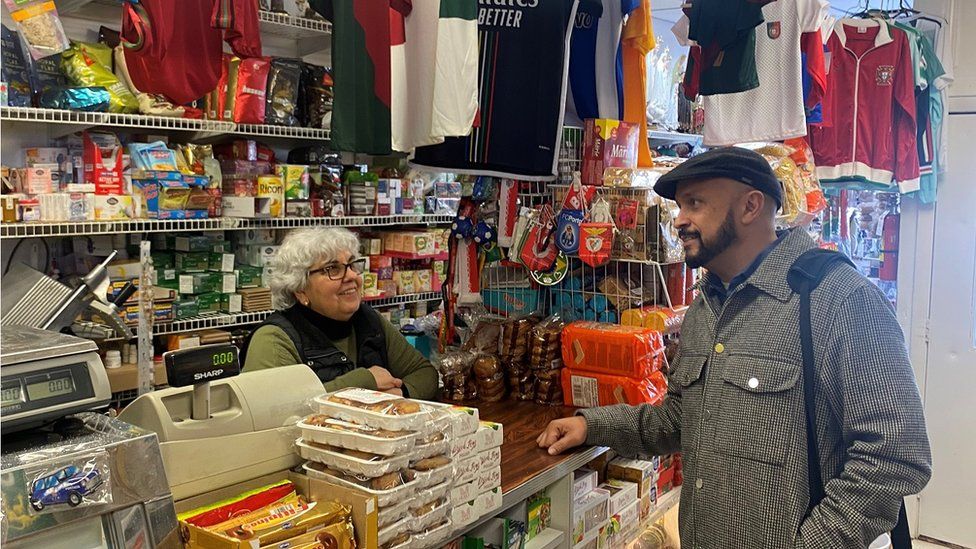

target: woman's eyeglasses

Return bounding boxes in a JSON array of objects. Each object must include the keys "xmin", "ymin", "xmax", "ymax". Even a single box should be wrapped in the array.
[{"xmin": 309, "ymin": 258, "xmax": 367, "ymax": 280}]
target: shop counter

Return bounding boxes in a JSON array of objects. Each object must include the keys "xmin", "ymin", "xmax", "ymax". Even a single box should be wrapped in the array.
[{"xmin": 452, "ymin": 400, "xmax": 609, "ymax": 543}]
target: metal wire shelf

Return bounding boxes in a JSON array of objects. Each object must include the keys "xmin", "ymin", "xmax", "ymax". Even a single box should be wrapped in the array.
[
  {"xmin": 258, "ymin": 10, "xmax": 332, "ymax": 38},
  {"xmin": 151, "ymin": 292, "xmax": 441, "ymax": 336},
  {"xmin": 233, "ymin": 123, "xmax": 330, "ymax": 141},
  {"xmin": 0, "ymin": 107, "xmax": 235, "ymax": 134},
  {"xmin": 0, "ymin": 215, "xmax": 454, "ymax": 239},
  {"xmin": 0, "ymin": 108, "xmax": 330, "ymax": 141}
]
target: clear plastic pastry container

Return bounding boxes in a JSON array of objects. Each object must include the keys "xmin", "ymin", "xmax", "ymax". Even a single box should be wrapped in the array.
[
  {"xmin": 407, "ymin": 458, "xmax": 454, "ymax": 489},
  {"xmin": 379, "ymin": 516, "xmax": 412, "ymax": 547},
  {"xmin": 303, "ymin": 461, "xmax": 418, "ymax": 507},
  {"xmin": 378, "ymin": 498, "xmax": 411, "ymax": 528},
  {"xmin": 408, "ymin": 497, "xmax": 450, "ymax": 532},
  {"xmin": 296, "ymin": 438, "xmax": 410, "ymax": 477},
  {"xmin": 315, "ymin": 389, "xmax": 432, "ymax": 431},
  {"xmin": 411, "ymin": 432, "xmax": 451, "ymax": 460},
  {"xmin": 409, "ymin": 518, "xmax": 453, "ymax": 548},
  {"xmin": 298, "ymin": 414, "xmax": 417, "ymax": 456},
  {"xmin": 409, "ymin": 480, "xmax": 452, "ymax": 510}
]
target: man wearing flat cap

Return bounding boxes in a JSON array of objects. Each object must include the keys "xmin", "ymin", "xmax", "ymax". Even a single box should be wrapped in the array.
[{"xmin": 538, "ymin": 147, "xmax": 931, "ymax": 549}]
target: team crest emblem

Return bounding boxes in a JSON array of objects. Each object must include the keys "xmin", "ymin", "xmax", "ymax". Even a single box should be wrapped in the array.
[
  {"xmin": 877, "ymin": 65, "xmax": 894, "ymax": 86},
  {"xmin": 767, "ymin": 21, "xmax": 781, "ymax": 39}
]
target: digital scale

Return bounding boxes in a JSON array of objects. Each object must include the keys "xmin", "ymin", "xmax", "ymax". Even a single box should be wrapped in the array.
[{"xmin": 1, "ymin": 326, "xmax": 111, "ymax": 434}]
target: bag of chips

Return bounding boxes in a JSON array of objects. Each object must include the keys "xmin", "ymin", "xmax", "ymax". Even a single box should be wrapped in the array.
[
  {"xmin": 28, "ymin": 52, "xmax": 67, "ymax": 106},
  {"xmin": 61, "ymin": 42, "xmax": 138, "ymax": 113},
  {"xmin": 39, "ymin": 87, "xmax": 110, "ymax": 111},
  {"xmin": 265, "ymin": 57, "xmax": 302, "ymax": 126},
  {"xmin": 233, "ymin": 57, "xmax": 271, "ymax": 124},
  {"xmin": 299, "ymin": 62, "xmax": 332, "ymax": 128},
  {"xmin": 1, "ymin": 25, "xmax": 32, "ymax": 106},
  {"xmin": 3, "ymin": 0, "xmax": 70, "ymax": 60}
]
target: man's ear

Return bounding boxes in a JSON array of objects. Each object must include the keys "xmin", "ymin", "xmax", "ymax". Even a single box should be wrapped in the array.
[{"xmin": 740, "ymin": 190, "xmax": 767, "ymax": 225}]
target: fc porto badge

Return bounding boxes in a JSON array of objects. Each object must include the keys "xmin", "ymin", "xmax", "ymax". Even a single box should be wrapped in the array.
[
  {"xmin": 876, "ymin": 65, "xmax": 895, "ymax": 86},
  {"xmin": 767, "ymin": 21, "xmax": 781, "ymax": 39}
]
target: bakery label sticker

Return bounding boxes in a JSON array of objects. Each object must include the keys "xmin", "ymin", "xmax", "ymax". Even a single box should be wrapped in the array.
[
  {"xmin": 331, "ymin": 388, "xmax": 400, "ymax": 405},
  {"xmin": 877, "ymin": 65, "xmax": 895, "ymax": 86}
]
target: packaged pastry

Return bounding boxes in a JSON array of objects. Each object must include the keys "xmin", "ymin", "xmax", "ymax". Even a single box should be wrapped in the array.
[
  {"xmin": 529, "ymin": 314, "xmax": 566, "ymax": 370},
  {"xmin": 410, "ymin": 518, "xmax": 453, "ymax": 548},
  {"xmin": 316, "ymin": 388, "xmax": 429, "ymax": 431},
  {"xmin": 560, "ymin": 368, "xmax": 667, "ymax": 408},
  {"xmin": 410, "ymin": 480, "xmax": 452, "ymax": 510},
  {"xmin": 500, "ymin": 317, "xmax": 537, "ymax": 363},
  {"xmin": 254, "ymin": 502, "xmax": 353, "ymax": 546},
  {"xmin": 379, "ymin": 531, "xmax": 411, "ymax": 549},
  {"xmin": 377, "ymin": 498, "xmax": 411, "ymax": 528},
  {"xmin": 296, "ymin": 439, "xmax": 410, "ymax": 478},
  {"xmin": 411, "ymin": 434, "xmax": 451, "ymax": 461},
  {"xmin": 303, "ymin": 462, "xmax": 418, "ymax": 507},
  {"xmin": 462, "ymin": 317, "xmax": 504, "ymax": 353},
  {"xmin": 409, "ymin": 498, "xmax": 451, "ymax": 532},
  {"xmin": 407, "ymin": 456, "xmax": 453, "ymax": 489},
  {"xmin": 436, "ymin": 350, "xmax": 477, "ymax": 403},
  {"xmin": 179, "ymin": 480, "xmax": 298, "ymax": 527},
  {"xmin": 378, "ymin": 516, "xmax": 412, "ymax": 547},
  {"xmin": 298, "ymin": 414, "xmax": 417, "ymax": 456},
  {"xmin": 561, "ymin": 321, "xmax": 666, "ymax": 379}
]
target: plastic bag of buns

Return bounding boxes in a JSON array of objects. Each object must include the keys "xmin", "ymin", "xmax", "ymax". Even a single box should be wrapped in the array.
[
  {"xmin": 473, "ymin": 354, "xmax": 506, "ymax": 402},
  {"xmin": 500, "ymin": 316, "xmax": 538, "ymax": 364},
  {"xmin": 436, "ymin": 350, "xmax": 478, "ymax": 402},
  {"xmin": 529, "ymin": 314, "xmax": 566, "ymax": 371}
]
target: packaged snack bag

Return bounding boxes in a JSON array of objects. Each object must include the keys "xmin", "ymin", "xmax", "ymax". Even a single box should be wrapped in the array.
[
  {"xmin": 61, "ymin": 42, "xmax": 137, "ymax": 113},
  {"xmin": 3, "ymin": 0, "xmax": 69, "ymax": 60},
  {"xmin": 265, "ymin": 57, "xmax": 302, "ymax": 126},
  {"xmin": 1, "ymin": 25, "xmax": 32, "ymax": 106},
  {"xmin": 233, "ymin": 57, "xmax": 271, "ymax": 124}
]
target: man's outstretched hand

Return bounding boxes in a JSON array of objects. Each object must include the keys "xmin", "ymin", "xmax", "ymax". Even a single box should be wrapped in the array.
[{"xmin": 537, "ymin": 416, "xmax": 588, "ymax": 455}]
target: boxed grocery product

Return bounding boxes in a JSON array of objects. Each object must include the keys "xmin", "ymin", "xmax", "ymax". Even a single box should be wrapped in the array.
[
  {"xmin": 561, "ymin": 321, "xmax": 665, "ymax": 379},
  {"xmin": 451, "ymin": 433, "xmax": 478, "ymax": 462},
  {"xmin": 363, "ymin": 273, "xmax": 380, "ymax": 297},
  {"xmin": 173, "ymin": 297, "xmax": 199, "ymax": 319},
  {"xmin": 476, "ymin": 466, "xmax": 501, "ymax": 493},
  {"xmin": 414, "ymin": 270, "xmax": 433, "ymax": 293},
  {"xmin": 19, "ymin": 197, "xmax": 41, "ymax": 222},
  {"xmin": 22, "ymin": 166, "xmax": 56, "ymax": 194},
  {"xmin": 106, "ymin": 260, "xmax": 142, "ymax": 280},
  {"xmin": 608, "ymin": 457, "xmax": 659, "ymax": 497},
  {"xmin": 257, "ymin": 175, "xmax": 285, "ymax": 218},
  {"xmin": 451, "ymin": 480, "xmax": 478, "ymax": 507},
  {"xmin": 176, "ymin": 252, "xmax": 210, "ymax": 273},
  {"xmin": 476, "ymin": 487, "xmax": 502, "ymax": 516},
  {"xmin": 479, "ymin": 446, "xmax": 501, "ymax": 470},
  {"xmin": 174, "ymin": 236, "xmax": 213, "ymax": 252},
  {"xmin": 235, "ymin": 265, "xmax": 263, "ymax": 288},
  {"xmin": 455, "ymin": 454, "xmax": 481, "ymax": 486},
  {"xmin": 581, "ymin": 119, "xmax": 638, "ymax": 186},
  {"xmin": 572, "ymin": 488, "xmax": 610, "ymax": 544},
  {"xmin": 604, "ymin": 499, "xmax": 640, "ymax": 547},
  {"xmin": 232, "ymin": 228, "xmax": 276, "ymax": 245},
  {"xmin": 277, "ymin": 163, "xmax": 310, "ymax": 200},
  {"xmin": 196, "ymin": 292, "xmax": 222, "ymax": 313},
  {"xmin": 453, "ymin": 499, "xmax": 478, "ymax": 528},
  {"xmin": 221, "ymin": 293, "xmax": 242, "ymax": 313},
  {"xmin": 209, "ymin": 252, "xmax": 236, "ymax": 272},
  {"xmin": 155, "ymin": 268, "xmax": 178, "ymax": 288},
  {"xmin": 601, "ymin": 481, "xmax": 638, "ymax": 515},
  {"xmin": 527, "ymin": 496, "xmax": 551, "ymax": 541},
  {"xmin": 133, "ymin": 171, "xmax": 211, "ymax": 219},
  {"xmin": 93, "ymin": 194, "xmax": 133, "ymax": 220},
  {"xmin": 83, "ymin": 131, "xmax": 125, "ymax": 194},
  {"xmin": 574, "ymin": 469, "xmax": 599, "ymax": 503},
  {"xmin": 240, "ymin": 245, "xmax": 279, "ymax": 268},
  {"xmin": 285, "ymin": 200, "xmax": 312, "ymax": 217},
  {"xmin": 175, "ymin": 473, "xmax": 376, "ymax": 549},
  {"xmin": 179, "ymin": 273, "xmax": 220, "ymax": 295}
]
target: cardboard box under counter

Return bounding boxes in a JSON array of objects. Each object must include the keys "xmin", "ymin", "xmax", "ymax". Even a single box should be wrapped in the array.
[{"xmin": 174, "ymin": 470, "xmax": 378, "ymax": 549}]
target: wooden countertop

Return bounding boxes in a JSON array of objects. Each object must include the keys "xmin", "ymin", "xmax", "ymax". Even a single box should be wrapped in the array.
[{"xmin": 471, "ymin": 400, "xmax": 608, "ymax": 498}]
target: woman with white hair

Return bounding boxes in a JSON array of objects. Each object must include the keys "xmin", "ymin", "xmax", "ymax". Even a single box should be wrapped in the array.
[{"xmin": 242, "ymin": 227, "xmax": 438, "ymax": 399}]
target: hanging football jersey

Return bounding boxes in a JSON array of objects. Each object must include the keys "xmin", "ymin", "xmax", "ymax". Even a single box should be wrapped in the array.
[
  {"xmin": 121, "ymin": 0, "xmax": 261, "ymax": 106},
  {"xmin": 801, "ymin": 29, "xmax": 827, "ymax": 124},
  {"xmin": 311, "ymin": 0, "xmax": 399, "ymax": 155},
  {"xmin": 676, "ymin": 0, "xmax": 829, "ymax": 146},
  {"xmin": 621, "ymin": 0, "xmax": 654, "ymax": 167},
  {"xmin": 392, "ymin": 0, "xmax": 449, "ymax": 153},
  {"xmin": 430, "ymin": 0, "xmax": 479, "ymax": 139},
  {"xmin": 810, "ymin": 19, "xmax": 919, "ymax": 192},
  {"xmin": 412, "ymin": 0, "xmax": 580, "ymax": 181}
]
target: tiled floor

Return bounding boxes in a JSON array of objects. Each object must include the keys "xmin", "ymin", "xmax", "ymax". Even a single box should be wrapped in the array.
[{"xmin": 915, "ymin": 539, "xmax": 964, "ymax": 549}]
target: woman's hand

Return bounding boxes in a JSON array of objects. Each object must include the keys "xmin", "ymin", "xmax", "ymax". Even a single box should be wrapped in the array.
[
  {"xmin": 382, "ymin": 388, "xmax": 404, "ymax": 397},
  {"xmin": 368, "ymin": 366, "xmax": 403, "ymax": 391}
]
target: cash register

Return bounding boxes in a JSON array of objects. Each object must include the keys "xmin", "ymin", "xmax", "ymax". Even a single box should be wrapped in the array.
[{"xmin": 0, "ymin": 328, "xmax": 179, "ymax": 549}]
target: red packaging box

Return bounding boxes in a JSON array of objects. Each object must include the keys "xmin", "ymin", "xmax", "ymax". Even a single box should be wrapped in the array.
[
  {"xmin": 83, "ymin": 131, "xmax": 125, "ymax": 195},
  {"xmin": 581, "ymin": 119, "xmax": 638, "ymax": 186}
]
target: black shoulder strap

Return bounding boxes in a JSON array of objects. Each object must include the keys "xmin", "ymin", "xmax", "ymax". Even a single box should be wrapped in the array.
[
  {"xmin": 788, "ymin": 250, "xmax": 912, "ymax": 548},
  {"xmin": 241, "ymin": 312, "xmax": 308, "ymax": 366},
  {"xmin": 787, "ymin": 249, "xmax": 854, "ymax": 514}
]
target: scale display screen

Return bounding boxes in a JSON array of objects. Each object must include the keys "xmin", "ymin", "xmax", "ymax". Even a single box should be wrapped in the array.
[
  {"xmin": 26, "ymin": 372, "xmax": 76, "ymax": 401},
  {"xmin": 2, "ymin": 382, "xmax": 24, "ymax": 407}
]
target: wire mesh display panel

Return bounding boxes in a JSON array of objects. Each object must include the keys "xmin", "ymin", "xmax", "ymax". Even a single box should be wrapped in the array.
[{"xmin": 549, "ymin": 184, "xmax": 684, "ymax": 264}]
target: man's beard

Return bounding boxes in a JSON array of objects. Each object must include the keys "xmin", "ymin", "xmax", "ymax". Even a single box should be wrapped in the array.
[{"xmin": 681, "ymin": 210, "xmax": 737, "ymax": 269}]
